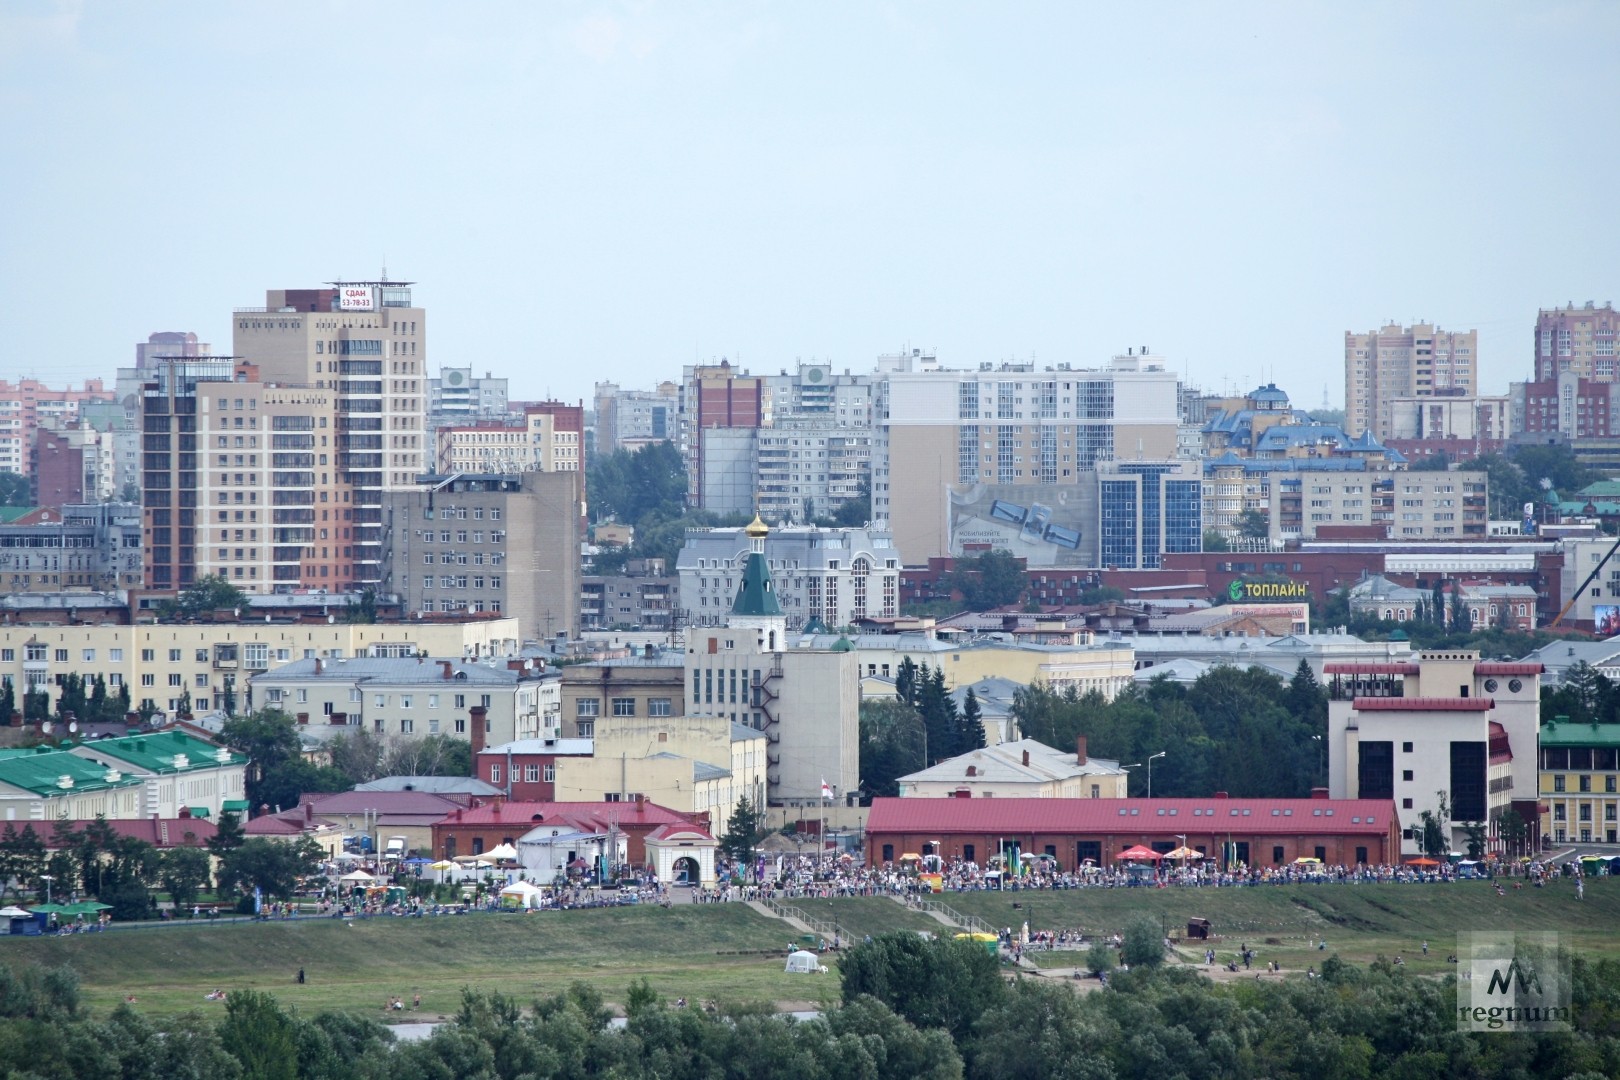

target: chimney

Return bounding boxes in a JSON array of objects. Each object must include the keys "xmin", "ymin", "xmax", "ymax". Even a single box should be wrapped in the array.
[
  {"xmin": 469, "ymin": 704, "xmax": 489, "ymax": 758},
  {"xmin": 635, "ymin": 793, "xmax": 645, "ymax": 809},
  {"xmin": 1311, "ymin": 787, "xmax": 1330, "ymax": 799},
  {"xmin": 1022, "ymin": 749, "xmax": 1030, "ymax": 767},
  {"xmin": 491, "ymin": 797, "xmax": 502, "ymax": 817},
  {"xmin": 304, "ymin": 801, "xmax": 313, "ymax": 822},
  {"xmin": 1075, "ymin": 736, "xmax": 1087, "ymax": 766},
  {"xmin": 314, "ymin": 658, "xmax": 322, "ymax": 675},
  {"xmin": 440, "ymin": 660, "xmax": 454, "ymax": 680},
  {"xmin": 454, "ymin": 807, "xmax": 463, "ymax": 821}
]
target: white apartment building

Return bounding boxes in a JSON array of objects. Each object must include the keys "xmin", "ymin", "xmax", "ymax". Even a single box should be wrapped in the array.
[
  {"xmin": 1269, "ymin": 469, "xmax": 1488, "ymax": 541},
  {"xmin": 678, "ymin": 524, "xmax": 901, "ymax": 630},
  {"xmin": 1344, "ymin": 323, "xmax": 1478, "ymax": 441},
  {"xmin": 875, "ymin": 351, "xmax": 1182, "ymax": 563}
]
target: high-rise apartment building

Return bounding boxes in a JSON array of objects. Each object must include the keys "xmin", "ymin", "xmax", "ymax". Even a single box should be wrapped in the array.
[
  {"xmin": 135, "ymin": 331, "xmax": 212, "ymax": 371},
  {"xmin": 680, "ymin": 361, "xmax": 764, "ymax": 509},
  {"xmin": 1344, "ymin": 323, "xmax": 1477, "ymax": 440},
  {"xmin": 434, "ymin": 402, "xmax": 583, "ymax": 474},
  {"xmin": 594, "ymin": 380, "xmax": 679, "ymax": 456},
  {"xmin": 1533, "ymin": 301, "xmax": 1620, "ymax": 382},
  {"xmin": 0, "ymin": 378, "xmax": 116, "ymax": 478},
  {"xmin": 141, "ymin": 359, "xmax": 348, "ymax": 592},
  {"xmin": 231, "ymin": 281, "xmax": 428, "ymax": 587},
  {"xmin": 428, "ymin": 368, "xmax": 509, "ymax": 426},
  {"xmin": 875, "ymin": 352, "xmax": 1182, "ymax": 564}
]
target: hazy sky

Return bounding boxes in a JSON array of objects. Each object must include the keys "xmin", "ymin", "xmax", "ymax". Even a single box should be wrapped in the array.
[{"xmin": 3, "ymin": 1, "xmax": 1616, "ymax": 407}]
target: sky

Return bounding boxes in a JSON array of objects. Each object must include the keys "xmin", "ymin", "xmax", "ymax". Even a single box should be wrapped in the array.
[{"xmin": 2, "ymin": 1, "xmax": 1617, "ymax": 408}]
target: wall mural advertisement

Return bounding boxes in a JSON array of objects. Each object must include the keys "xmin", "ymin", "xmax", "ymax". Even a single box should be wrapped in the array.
[{"xmin": 947, "ymin": 483, "xmax": 1095, "ymax": 568}]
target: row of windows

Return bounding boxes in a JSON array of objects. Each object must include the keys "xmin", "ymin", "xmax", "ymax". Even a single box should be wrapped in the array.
[{"xmin": 574, "ymin": 697, "xmax": 673, "ymax": 717}]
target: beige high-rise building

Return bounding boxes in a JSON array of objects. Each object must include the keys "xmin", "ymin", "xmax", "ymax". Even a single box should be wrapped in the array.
[
  {"xmin": 873, "ymin": 352, "xmax": 1182, "ymax": 563},
  {"xmin": 232, "ymin": 282, "xmax": 428, "ymax": 587},
  {"xmin": 1344, "ymin": 323, "xmax": 1477, "ymax": 440},
  {"xmin": 1534, "ymin": 301, "xmax": 1620, "ymax": 382}
]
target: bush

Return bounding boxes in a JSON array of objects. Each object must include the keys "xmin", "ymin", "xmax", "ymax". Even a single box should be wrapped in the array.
[
  {"xmin": 1121, "ymin": 914, "xmax": 1165, "ymax": 968},
  {"xmin": 1086, "ymin": 937, "xmax": 1115, "ymax": 975}
]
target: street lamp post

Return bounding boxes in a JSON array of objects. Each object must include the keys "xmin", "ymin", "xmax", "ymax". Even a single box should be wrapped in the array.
[
  {"xmin": 1123, "ymin": 762, "xmax": 1141, "ymax": 796},
  {"xmin": 1311, "ymin": 735, "xmax": 1324, "ymax": 784},
  {"xmin": 39, "ymin": 875, "xmax": 53, "ymax": 905},
  {"xmin": 1145, "ymin": 751, "xmax": 1166, "ymax": 799}
]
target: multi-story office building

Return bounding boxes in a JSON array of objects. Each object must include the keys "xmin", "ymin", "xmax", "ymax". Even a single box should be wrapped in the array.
[
  {"xmin": 1385, "ymin": 395, "xmax": 1510, "ymax": 443},
  {"xmin": 0, "ymin": 377, "xmax": 117, "ymax": 478},
  {"xmin": 581, "ymin": 568, "xmax": 676, "ymax": 632},
  {"xmin": 384, "ymin": 471, "xmax": 582, "ymax": 641},
  {"xmin": 1096, "ymin": 459, "xmax": 1203, "ymax": 569},
  {"xmin": 142, "ymin": 359, "xmax": 349, "ymax": 592},
  {"xmin": 0, "ymin": 502, "xmax": 141, "ymax": 593},
  {"xmin": 1344, "ymin": 323, "xmax": 1477, "ymax": 440},
  {"xmin": 678, "ymin": 523, "xmax": 901, "ymax": 630},
  {"xmin": 34, "ymin": 422, "xmax": 113, "ymax": 506},
  {"xmin": 1269, "ymin": 467, "xmax": 1487, "ymax": 541},
  {"xmin": 1326, "ymin": 651, "xmax": 1542, "ymax": 855},
  {"xmin": 594, "ymin": 381, "xmax": 680, "ymax": 455},
  {"xmin": 232, "ymin": 281, "xmax": 429, "ymax": 587},
  {"xmin": 680, "ymin": 361, "xmax": 764, "ymax": 510},
  {"xmin": 875, "ymin": 351, "xmax": 1182, "ymax": 564},
  {"xmin": 1533, "ymin": 301, "xmax": 1620, "ymax": 382},
  {"xmin": 428, "ymin": 368, "xmax": 509, "ymax": 426},
  {"xmin": 434, "ymin": 401, "xmax": 583, "ymax": 475}
]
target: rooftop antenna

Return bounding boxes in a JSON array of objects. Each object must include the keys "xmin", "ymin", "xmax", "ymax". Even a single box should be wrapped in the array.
[{"xmin": 381, "ymin": 257, "xmax": 387, "ymax": 282}]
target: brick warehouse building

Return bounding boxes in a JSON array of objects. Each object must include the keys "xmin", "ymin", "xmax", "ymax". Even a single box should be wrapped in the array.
[{"xmin": 864, "ymin": 795, "xmax": 1402, "ymax": 870}]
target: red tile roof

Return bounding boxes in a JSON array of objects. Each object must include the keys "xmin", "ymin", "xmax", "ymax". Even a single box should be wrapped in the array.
[
  {"xmin": 1352, "ymin": 697, "xmax": 1494, "ymax": 711},
  {"xmin": 865, "ymin": 797, "xmax": 1396, "ymax": 836},
  {"xmin": 1475, "ymin": 662, "xmax": 1543, "ymax": 676},
  {"xmin": 1324, "ymin": 663, "xmax": 1421, "ymax": 675},
  {"xmin": 301, "ymin": 791, "xmax": 464, "ymax": 816},
  {"xmin": 646, "ymin": 822, "xmax": 716, "ymax": 842},
  {"xmin": 57, "ymin": 818, "xmax": 217, "ymax": 848},
  {"xmin": 434, "ymin": 800, "xmax": 694, "ymax": 830}
]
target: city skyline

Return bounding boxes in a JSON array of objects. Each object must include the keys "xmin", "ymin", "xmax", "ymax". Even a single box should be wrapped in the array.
[{"xmin": 3, "ymin": 2, "xmax": 1618, "ymax": 406}]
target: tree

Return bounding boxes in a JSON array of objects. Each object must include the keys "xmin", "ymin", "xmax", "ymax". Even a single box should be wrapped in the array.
[
  {"xmin": 1235, "ymin": 509, "xmax": 1269, "ymax": 539},
  {"xmin": 1202, "ymin": 530, "xmax": 1231, "ymax": 552},
  {"xmin": 217, "ymin": 837, "xmax": 322, "ymax": 901},
  {"xmin": 951, "ymin": 550, "xmax": 1026, "ymax": 611},
  {"xmin": 838, "ymin": 931, "xmax": 1005, "ymax": 1042},
  {"xmin": 158, "ymin": 846, "xmax": 212, "ymax": 910},
  {"xmin": 381, "ymin": 734, "xmax": 471, "ymax": 778},
  {"xmin": 0, "ymin": 823, "xmax": 46, "ymax": 900},
  {"xmin": 342, "ymin": 587, "xmax": 378, "ymax": 624},
  {"xmin": 958, "ymin": 687, "xmax": 987, "ymax": 752},
  {"xmin": 1410, "ymin": 451, "xmax": 1451, "ymax": 472},
  {"xmin": 1418, "ymin": 792, "xmax": 1451, "ymax": 859},
  {"xmin": 718, "ymin": 795, "xmax": 767, "ymax": 865},
  {"xmin": 915, "ymin": 665, "xmax": 960, "ymax": 763},
  {"xmin": 219, "ymin": 709, "xmax": 302, "ymax": 809},
  {"xmin": 0, "ymin": 678, "xmax": 13, "ymax": 726},
  {"xmin": 208, "ymin": 811, "xmax": 247, "ymax": 857},
  {"xmin": 120, "ymin": 481, "xmax": 141, "ymax": 503},
  {"xmin": 1121, "ymin": 913, "xmax": 1165, "ymax": 968},
  {"xmin": 1496, "ymin": 807, "xmax": 1530, "ymax": 858},
  {"xmin": 1086, "ymin": 936, "xmax": 1116, "ymax": 976},
  {"xmin": 218, "ymin": 989, "xmax": 300, "ymax": 1080},
  {"xmin": 859, "ymin": 699, "xmax": 926, "ymax": 801},
  {"xmin": 588, "ymin": 441, "xmax": 687, "ymax": 526},
  {"xmin": 325, "ymin": 731, "xmax": 385, "ymax": 786},
  {"xmin": 161, "ymin": 574, "xmax": 249, "ymax": 622},
  {"xmin": 0, "ymin": 472, "xmax": 30, "ymax": 506},
  {"xmin": 1461, "ymin": 820, "xmax": 1488, "ymax": 860}
]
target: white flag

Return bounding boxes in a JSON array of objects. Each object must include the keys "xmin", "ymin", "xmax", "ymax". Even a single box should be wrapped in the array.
[{"xmin": 821, "ymin": 778, "xmax": 834, "ymax": 801}]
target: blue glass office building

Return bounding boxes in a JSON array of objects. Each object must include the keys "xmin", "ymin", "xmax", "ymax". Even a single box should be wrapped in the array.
[{"xmin": 1098, "ymin": 461, "xmax": 1202, "ymax": 569}]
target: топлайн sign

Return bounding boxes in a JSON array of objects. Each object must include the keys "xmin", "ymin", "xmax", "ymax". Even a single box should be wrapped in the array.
[{"xmin": 1228, "ymin": 579, "xmax": 1309, "ymax": 601}]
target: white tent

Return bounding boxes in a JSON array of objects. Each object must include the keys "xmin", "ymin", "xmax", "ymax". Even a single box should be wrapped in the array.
[
  {"xmin": 485, "ymin": 842, "xmax": 519, "ymax": 862},
  {"xmin": 784, "ymin": 950, "xmax": 826, "ymax": 974},
  {"xmin": 499, "ymin": 880, "xmax": 546, "ymax": 910},
  {"xmin": 338, "ymin": 870, "xmax": 376, "ymax": 884}
]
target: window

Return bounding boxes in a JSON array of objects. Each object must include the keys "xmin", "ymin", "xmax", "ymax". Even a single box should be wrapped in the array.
[
  {"xmin": 1402, "ymin": 742, "xmax": 1413, "ymax": 752},
  {"xmin": 374, "ymin": 694, "xmax": 387, "ymax": 708},
  {"xmin": 1555, "ymin": 775, "xmax": 1566, "ymax": 792},
  {"xmin": 168, "ymin": 674, "xmax": 182, "ymax": 687},
  {"xmin": 1580, "ymin": 775, "xmax": 1592, "ymax": 792},
  {"xmin": 612, "ymin": 697, "xmax": 636, "ymax": 717},
  {"xmin": 428, "ymin": 694, "xmax": 439, "ymax": 708},
  {"xmin": 141, "ymin": 649, "xmax": 154, "ymax": 662},
  {"xmin": 400, "ymin": 694, "xmax": 413, "ymax": 709},
  {"xmin": 543, "ymin": 764, "xmax": 555, "ymax": 782},
  {"xmin": 524, "ymin": 765, "xmax": 539, "ymax": 783},
  {"xmin": 577, "ymin": 699, "xmax": 600, "ymax": 718},
  {"xmin": 82, "ymin": 649, "xmax": 95, "ymax": 663},
  {"xmin": 577, "ymin": 720, "xmax": 594, "ymax": 738},
  {"xmin": 169, "ymin": 649, "xmax": 182, "ymax": 662},
  {"xmin": 1402, "ymin": 770, "xmax": 1414, "ymax": 782},
  {"xmin": 648, "ymin": 697, "xmax": 672, "ymax": 717},
  {"xmin": 297, "ymin": 688, "xmax": 308, "ymax": 703},
  {"xmin": 490, "ymin": 764, "xmax": 502, "ymax": 785},
  {"xmin": 141, "ymin": 674, "xmax": 155, "ymax": 687},
  {"xmin": 1402, "ymin": 798, "xmax": 1413, "ymax": 809}
]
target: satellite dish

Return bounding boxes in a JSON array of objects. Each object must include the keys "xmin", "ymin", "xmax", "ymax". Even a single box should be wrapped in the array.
[
  {"xmin": 42, "ymin": 721, "xmax": 53, "ymax": 734},
  {"xmin": 69, "ymin": 722, "xmax": 78, "ymax": 734}
]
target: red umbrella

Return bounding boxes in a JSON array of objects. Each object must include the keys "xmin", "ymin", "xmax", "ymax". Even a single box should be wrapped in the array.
[{"xmin": 1118, "ymin": 845, "xmax": 1164, "ymax": 861}]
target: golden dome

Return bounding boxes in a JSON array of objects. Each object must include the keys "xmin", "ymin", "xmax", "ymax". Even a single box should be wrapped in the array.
[{"xmin": 745, "ymin": 512, "xmax": 769, "ymax": 538}]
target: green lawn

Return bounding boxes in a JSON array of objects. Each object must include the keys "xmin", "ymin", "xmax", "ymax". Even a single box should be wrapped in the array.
[
  {"xmin": 4, "ymin": 905, "xmax": 841, "ymax": 1019},
  {"xmin": 8, "ymin": 880, "xmax": 1617, "ymax": 1020}
]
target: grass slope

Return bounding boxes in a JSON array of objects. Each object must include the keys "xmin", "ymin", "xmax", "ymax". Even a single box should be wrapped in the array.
[{"xmin": 7, "ymin": 880, "xmax": 1614, "ymax": 1018}]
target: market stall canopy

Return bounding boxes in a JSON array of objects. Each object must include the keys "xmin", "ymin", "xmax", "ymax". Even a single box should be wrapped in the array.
[
  {"xmin": 339, "ymin": 870, "xmax": 377, "ymax": 883},
  {"xmin": 429, "ymin": 860, "xmax": 457, "ymax": 871},
  {"xmin": 1404, "ymin": 857, "xmax": 1440, "ymax": 867},
  {"xmin": 0, "ymin": 906, "xmax": 31, "ymax": 919},
  {"xmin": 1165, "ymin": 846, "xmax": 1202, "ymax": 861},
  {"xmin": 1118, "ymin": 845, "xmax": 1164, "ymax": 861},
  {"xmin": 1292, "ymin": 856, "xmax": 1322, "ymax": 865},
  {"xmin": 485, "ymin": 843, "xmax": 520, "ymax": 861}
]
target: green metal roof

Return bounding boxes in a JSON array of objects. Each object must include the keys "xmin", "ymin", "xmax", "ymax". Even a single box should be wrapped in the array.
[
  {"xmin": 1577, "ymin": 480, "xmax": 1620, "ymax": 499},
  {"xmin": 731, "ymin": 551, "xmax": 783, "ymax": 617},
  {"xmin": 0, "ymin": 507, "xmax": 37, "ymax": 524},
  {"xmin": 0, "ymin": 748, "xmax": 145, "ymax": 797},
  {"xmin": 80, "ymin": 730, "xmax": 247, "ymax": 774},
  {"xmin": 222, "ymin": 799, "xmax": 250, "ymax": 812},
  {"xmin": 1541, "ymin": 720, "xmax": 1620, "ymax": 747}
]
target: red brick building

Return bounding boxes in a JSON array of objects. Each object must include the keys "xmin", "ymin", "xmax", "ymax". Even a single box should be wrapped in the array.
[
  {"xmin": 430, "ymin": 798, "xmax": 698, "ymax": 865},
  {"xmin": 475, "ymin": 738, "xmax": 594, "ymax": 801},
  {"xmin": 864, "ymin": 795, "xmax": 1402, "ymax": 870}
]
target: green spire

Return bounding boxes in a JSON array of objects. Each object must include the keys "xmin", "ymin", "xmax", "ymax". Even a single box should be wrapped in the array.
[{"xmin": 732, "ymin": 551, "xmax": 783, "ymax": 617}]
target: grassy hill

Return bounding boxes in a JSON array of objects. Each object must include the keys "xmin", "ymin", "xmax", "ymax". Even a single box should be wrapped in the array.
[{"xmin": 6, "ymin": 879, "xmax": 1615, "ymax": 1018}]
